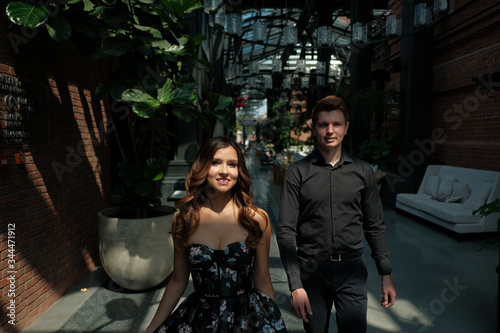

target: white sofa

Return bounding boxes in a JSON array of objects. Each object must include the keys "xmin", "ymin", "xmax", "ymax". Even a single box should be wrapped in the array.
[{"xmin": 396, "ymin": 165, "xmax": 500, "ymax": 234}]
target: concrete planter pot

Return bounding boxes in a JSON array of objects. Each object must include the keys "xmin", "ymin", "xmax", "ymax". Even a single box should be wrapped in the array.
[{"xmin": 97, "ymin": 206, "xmax": 176, "ymax": 291}]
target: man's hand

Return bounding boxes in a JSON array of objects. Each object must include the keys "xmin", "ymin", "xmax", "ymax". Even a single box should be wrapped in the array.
[
  {"xmin": 381, "ymin": 274, "xmax": 396, "ymax": 308},
  {"xmin": 291, "ymin": 288, "xmax": 313, "ymax": 322}
]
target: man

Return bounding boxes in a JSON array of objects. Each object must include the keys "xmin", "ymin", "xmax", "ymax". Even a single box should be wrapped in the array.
[{"xmin": 277, "ymin": 95, "xmax": 396, "ymax": 333}]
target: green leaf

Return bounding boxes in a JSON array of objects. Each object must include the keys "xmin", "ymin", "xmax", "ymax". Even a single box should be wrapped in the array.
[
  {"xmin": 215, "ymin": 112, "xmax": 235, "ymax": 129},
  {"xmin": 6, "ymin": 2, "xmax": 49, "ymax": 28},
  {"xmin": 195, "ymin": 58, "xmax": 214, "ymax": 70},
  {"xmin": 134, "ymin": 25, "xmax": 162, "ymax": 38},
  {"xmin": 122, "ymin": 89, "xmax": 154, "ymax": 103},
  {"xmin": 82, "ymin": 0, "xmax": 95, "ymax": 12},
  {"xmin": 215, "ymin": 96, "xmax": 232, "ymax": 111},
  {"xmin": 151, "ymin": 40, "xmax": 187, "ymax": 55},
  {"xmin": 192, "ymin": 34, "xmax": 207, "ymax": 45},
  {"xmin": 101, "ymin": 36, "xmax": 133, "ymax": 56},
  {"xmin": 157, "ymin": 79, "xmax": 174, "ymax": 104},
  {"xmin": 184, "ymin": 0, "xmax": 204, "ymax": 14},
  {"xmin": 102, "ymin": 7, "xmax": 129, "ymax": 26},
  {"xmin": 172, "ymin": 88, "xmax": 196, "ymax": 105},
  {"xmin": 133, "ymin": 100, "xmax": 161, "ymax": 118},
  {"xmin": 95, "ymin": 82, "xmax": 113, "ymax": 99},
  {"xmin": 46, "ymin": 14, "xmax": 72, "ymax": 41},
  {"xmin": 172, "ymin": 109, "xmax": 192, "ymax": 123},
  {"xmin": 161, "ymin": 0, "xmax": 203, "ymax": 16},
  {"xmin": 111, "ymin": 82, "xmax": 133, "ymax": 101}
]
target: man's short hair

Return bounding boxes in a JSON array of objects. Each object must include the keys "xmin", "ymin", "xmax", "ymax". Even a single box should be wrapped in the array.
[{"xmin": 311, "ymin": 95, "xmax": 349, "ymax": 125}]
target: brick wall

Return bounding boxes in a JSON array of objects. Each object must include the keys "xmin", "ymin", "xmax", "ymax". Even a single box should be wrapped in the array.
[
  {"xmin": 380, "ymin": 0, "xmax": 500, "ymax": 172},
  {"xmin": 431, "ymin": 0, "xmax": 500, "ymax": 170},
  {"xmin": 0, "ymin": 11, "xmax": 110, "ymax": 333}
]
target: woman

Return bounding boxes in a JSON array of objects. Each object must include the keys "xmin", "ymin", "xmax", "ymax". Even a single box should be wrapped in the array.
[{"xmin": 145, "ymin": 136, "xmax": 287, "ymax": 333}]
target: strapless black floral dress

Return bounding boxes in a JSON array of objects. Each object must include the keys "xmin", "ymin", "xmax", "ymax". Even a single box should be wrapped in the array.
[{"xmin": 153, "ymin": 241, "xmax": 287, "ymax": 333}]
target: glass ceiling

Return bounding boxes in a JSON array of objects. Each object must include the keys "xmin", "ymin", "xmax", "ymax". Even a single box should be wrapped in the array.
[{"xmin": 220, "ymin": 5, "xmax": 354, "ymax": 97}]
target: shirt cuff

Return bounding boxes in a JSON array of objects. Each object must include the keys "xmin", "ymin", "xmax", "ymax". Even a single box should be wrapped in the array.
[
  {"xmin": 376, "ymin": 258, "xmax": 393, "ymax": 276},
  {"xmin": 287, "ymin": 273, "xmax": 304, "ymax": 292}
]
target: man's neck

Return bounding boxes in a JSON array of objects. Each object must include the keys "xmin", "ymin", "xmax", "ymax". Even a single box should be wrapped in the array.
[{"xmin": 318, "ymin": 145, "xmax": 342, "ymax": 166}]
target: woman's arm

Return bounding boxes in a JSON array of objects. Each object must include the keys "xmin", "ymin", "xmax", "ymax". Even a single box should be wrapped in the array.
[
  {"xmin": 144, "ymin": 245, "xmax": 190, "ymax": 333},
  {"xmin": 252, "ymin": 209, "xmax": 276, "ymax": 301}
]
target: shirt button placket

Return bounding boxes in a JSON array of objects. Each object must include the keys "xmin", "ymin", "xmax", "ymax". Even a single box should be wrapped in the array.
[{"xmin": 330, "ymin": 170, "xmax": 336, "ymax": 247}]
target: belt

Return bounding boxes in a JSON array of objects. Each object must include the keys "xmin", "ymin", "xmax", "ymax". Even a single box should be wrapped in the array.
[
  {"xmin": 329, "ymin": 249, "xmax": 363, "ymax": 261},
  {"xmin": 301, "ymin": 249, "xmax": 363, "ymax": 262}
]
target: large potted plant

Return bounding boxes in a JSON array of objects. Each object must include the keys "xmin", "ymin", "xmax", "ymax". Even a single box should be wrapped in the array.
[
  {"xmin": 6, "ymin": 0, "xmax": 233, "ymax": 290},
  {"xmin": 473, "ymin": 199, "xmax": 500, "ymax": 332}
]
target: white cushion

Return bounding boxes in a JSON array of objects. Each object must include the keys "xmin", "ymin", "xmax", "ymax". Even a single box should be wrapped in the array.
[
  {"xmin": 437, "ymin": 174, "xmax": 456, "ymax": 195},
  {"xmin": 396, "ymin": 193, "xmax": 431, "ymax": 210},
  {"xmin": 452, "ymin": 182, "xmax": 471, "ymax": 202},
  {"xmin": 463, "ymin": 181, "xmax": 493, "ymax": 211},
  {"xmin": 419, "ymin": 200, "xmax": 481, "ymax": 224},
  {"xmin": 431, "ymin": 193, "xmax": 462, "ymax": 203},
  {"xmin": 424, "ymin": 176, "xmax": 440, "ymax": 196}
]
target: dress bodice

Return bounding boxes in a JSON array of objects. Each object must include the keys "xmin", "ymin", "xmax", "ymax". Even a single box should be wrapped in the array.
[
  {"xmin": 186, "ymin": 241, "xmax": 255, "ymax": 298},
  {"xmin": 153, "ymin": 240, "xmax": 287, "ymax": 332}
]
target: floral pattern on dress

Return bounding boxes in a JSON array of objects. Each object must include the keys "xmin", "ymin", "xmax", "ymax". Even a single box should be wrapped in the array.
[{"xmin": 153, "ymin": 241, "xmax": 287, "ymax": 332}]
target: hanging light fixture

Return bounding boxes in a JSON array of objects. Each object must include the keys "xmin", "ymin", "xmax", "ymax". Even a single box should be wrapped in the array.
[
  {"xmin": 272, "ymin": 58, "xmax": 282, "ymax": 73},
  {"xmin": 385, "ymin": 14, "xmax": 401, "ymax": 37},
  {"xmin": 316, "ymin": 61, "xmax": 326, "ymax": 86},
  {"xmin": 352, "ymin": 22, "xmax": 367, "ymax": 44},
  {"xmin": 249, "ymin": 61, "xmax": 259, "ymax": 75},
  {"xmin": 204, "ymin": 0, "xmax": 221, "ymax": 13},
  {"xmin": 248, "ymin": 77, "xmax": 257, "ymax": 89},
  {"xmin": 264, "ymin": 76, "xmax": 272, "ymax": 90},
  {"xmin": 329, "ymin": 64, "xmax": 340, "ymax": 83},
  {"xmin": 317, "ymin": 26, "xmax": 333, "ymax": 46},
  {"xmin": 283, "ymin": 25, "xmax": 298, "ymax": 45},
  {"xmin": 414, "ymin": 2, "xmax": 432, "ymax": 28},
  {"xmin": 226, "ymin": 13, "xmax": 242, "ymax": 36},
  {"xmin": 433, "ymin": 0, "xmax": 448, "ymax": 16},
  {"xmin": 301, "ymin": 76, "xmax": 309, "ymax": 89},
  {"xmin": 296, "ymin": 59, "xmax": 306, "ymax": 74},
  {"xmin": 282, "ymin": 74, "xmax": 292, "ymax": 90},
  {"xmin": 213, "ymin": 3, "xmax": 225, "ymax": 27},
  {"xmin": 253, "ymin": 21, "xmax": 267, "ymax": 42}
]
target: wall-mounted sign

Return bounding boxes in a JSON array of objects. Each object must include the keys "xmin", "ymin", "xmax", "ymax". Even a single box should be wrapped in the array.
[{"xmin": 0, "ymin": 74, "xmax": 49, "ymax": 146}]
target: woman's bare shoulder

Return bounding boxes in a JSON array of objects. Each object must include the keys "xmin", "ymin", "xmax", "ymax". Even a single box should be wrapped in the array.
[{"xmin": 251, "ymin": 207, "xmax": 269, "ymax": 230}]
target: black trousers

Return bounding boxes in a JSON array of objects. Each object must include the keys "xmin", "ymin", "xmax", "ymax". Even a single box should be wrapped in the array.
[{"xmin": 299, "ymin": 255, "xmax": 368, "ymax": 333}]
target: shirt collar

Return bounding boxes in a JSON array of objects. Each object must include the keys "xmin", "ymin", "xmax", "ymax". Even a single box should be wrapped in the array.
[{"xmin": 310, "ymin": 148, "xmax": 354, "ymax": 167}]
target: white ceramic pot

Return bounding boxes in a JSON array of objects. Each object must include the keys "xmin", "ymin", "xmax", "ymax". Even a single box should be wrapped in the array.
[{"xmin": 98, "ymin": 206, "xmax": 176, "ymax": 291}]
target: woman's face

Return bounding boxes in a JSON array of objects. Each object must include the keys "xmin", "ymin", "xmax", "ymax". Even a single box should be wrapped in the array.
[{"xmin": 206, "ymin": 146, "xmax": 239, "ymax": 194}]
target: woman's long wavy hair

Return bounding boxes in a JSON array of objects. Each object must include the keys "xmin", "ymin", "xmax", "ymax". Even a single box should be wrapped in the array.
[{"xmin": 171, "ymin": 136, "xmax": 266, "ymax": 250}]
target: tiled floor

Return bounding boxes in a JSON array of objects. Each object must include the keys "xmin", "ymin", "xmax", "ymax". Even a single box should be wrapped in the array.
[{"xmin": 23, "ymin": 152, "xmax": 499, "ymax": 333}]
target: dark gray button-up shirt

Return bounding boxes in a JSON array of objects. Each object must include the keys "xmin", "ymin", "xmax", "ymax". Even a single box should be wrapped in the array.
[{"xmin": 277, "ymin": 149, "xmax": 393, "ymax": 291}]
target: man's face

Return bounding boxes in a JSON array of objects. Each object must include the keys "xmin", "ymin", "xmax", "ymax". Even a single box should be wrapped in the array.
[{"xmin": 312, "ymin": 110, "xmax": 349, "ymax": 150}]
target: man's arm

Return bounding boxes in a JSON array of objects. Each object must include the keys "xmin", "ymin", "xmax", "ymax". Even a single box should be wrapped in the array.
[
  {"xmin": 361, "ymin": 163, "xmax": 396, "ymax": 308},
  {"xmin": 277, "ymin": 165, "xmax": 314, "ymax": 321},
  {"xmin": 361, "ymin": 163, "xmax": 393, "ymax": 276},
  {"xmin": 277, "ymin": 165, "xmax": 303, "ymax": 291},
  {"xmin": 381, "ymin": 274, "xmax": 396, "ymax": 308}
]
